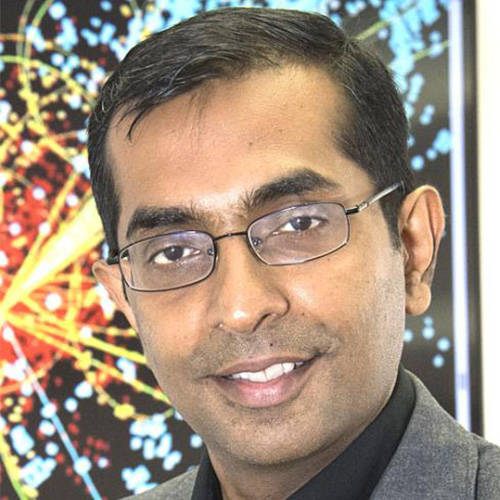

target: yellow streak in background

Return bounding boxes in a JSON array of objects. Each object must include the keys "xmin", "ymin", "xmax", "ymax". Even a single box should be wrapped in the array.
[
  {"xmin": 7, "ymin": 300, "xmax": 146, "ymax": 366},
  {"xmin": 67, "ymin": 263, "xmax": 83, "ymax": 323},
  {"xmin": 0, "ymin": 115, "xmax": 29, "ymax": 165},
  {"xmin": 4, "ymin": 315, "xmax": 168, "ymax": 405},
  {"xmin": 2, "ymin": 193, "xmax": 103, "ymax": 312},
  {"xmin": 92, "ymin": 381, "xmax": 175, "ymax": 421}
]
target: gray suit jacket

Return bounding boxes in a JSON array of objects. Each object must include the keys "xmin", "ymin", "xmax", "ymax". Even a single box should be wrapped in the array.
[{"xmin": 120, "ymin": 374, "xmax": 500, "ymax": 500}]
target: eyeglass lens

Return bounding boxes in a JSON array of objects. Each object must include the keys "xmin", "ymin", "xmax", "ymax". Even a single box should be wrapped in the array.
[{"xmin": 119, "ymin": 202, "xmax": 349, "ymax": 291}]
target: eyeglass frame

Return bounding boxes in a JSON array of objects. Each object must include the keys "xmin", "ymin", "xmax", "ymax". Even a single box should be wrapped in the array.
[{"xmin": 106, "ymin": 181, "xmax": 404, "ymax": 292}]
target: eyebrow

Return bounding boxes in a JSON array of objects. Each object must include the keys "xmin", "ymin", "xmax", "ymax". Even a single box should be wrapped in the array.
[
  {"xmin": 243, "ymin": 168, "xmax": 340, "ymax": 212},
  {"xmin": 125, "ymin": 168, "xmax": 340, "ymax": 240},
  {"xmin": 126, "ymin": 205, "xmax": 201, "ymax": 240}
]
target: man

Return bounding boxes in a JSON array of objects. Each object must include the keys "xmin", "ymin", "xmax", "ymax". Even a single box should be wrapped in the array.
[{"xmin": 87, "ymin": 8, "xmax": 500, "ymax": 500}]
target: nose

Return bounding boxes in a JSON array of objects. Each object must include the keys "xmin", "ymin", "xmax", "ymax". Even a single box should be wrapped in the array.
[{"xmin": 206, "ymin": 235, "xmax": 289, "ymax": 335}]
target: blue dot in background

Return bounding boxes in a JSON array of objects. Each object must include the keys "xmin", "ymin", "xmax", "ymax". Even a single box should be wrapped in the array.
[
  {"xmin": 190, "ymin": 434, "xmax": 203, "ymax": 449},
  {"xmin": 426, "ymin": 148, "xmax": 438, "ymax": 160},
  {"xmin": 419, "ymin": 104, "xmax": 435, "ymax": 125},
  {"xmin": 130, "ymin": 436, "xmax": 142, "ymax": 451},
  {"xmin": 41, "ymin": 403, "xmax": 56, "ymax": 419},
  {"xmin": 48, "ymin": 2, "xmax": 66, "ymax": 20},
  {"xmin": 420, "ymin": 114, "xmax": 430, "ymax": 125},
  {"xmin": 433, "ymin": 354, "xmax": 445, "ymax": 368},
  {"xmin": 75, "ymin": 73, "xmax": 88, "ymax": 85},
  {"xmin": 437, "ymin": 337, "xmax": 451, "ymax": 352},
  {"xmin": 422, "ymin": 326, "xmax": 435, "ymax": 340},
  {"xmin": 156, "ymin": 433, "xmax": 172, "ymax": 457},
  {"xmin": 20, "ymin": 381, "xmax": 34, "ymax": 397},
  {"xmin": 51, "ymin": 53, "xmax": 64, "ymax": 67},
  {"xmin": 91, "ymin": 17, "xmax": 102, "ymax": 28},
  {"xmin": 430, "ymin": 43, "xmax": 444, "ymax": 58},
  {"xmin": 39, "ymin": 420, "xmax": 55, "ymax": 436},
  {"xmin": 75, "ymin": 456, "xmax": 92, "ymax": 476},
  {"xmin": 411, "ymin": 155, "xmax": 424, "ymax": 171},
  {"xmin": 143, "ymin": 438, "xmax": 156, "ymax": 460},
  {"xmin": 74, "ymin": 380, "xmax": 93, "ymax": 399},
  {"xmin": 430, "ymin": 30, "xmax": 442, "ymax": 42},
  {"xmin": 64, "ymin": 397, "xmax": 78, "ymax": 412},
  {"xmin": 434, "ymin": 129, "xmax": 452, "ymax": 154},
  {"xmin": 45, "ymin": 442, "xmax": 59, "ymax": 456},
  {"xmin": 378, "ymin": 28, "xmax": 388, "ymax": 39},
  {"xmin": 100, "ymin": 0, "xmax": 112, "ymax": 11},
  {"xmin": 345, "ymin": 1, "xmax": 358, "ymax": 15},
  {"xmin": 403, "ymin": 329, "xmax": 414, "ymax": 343},
  {"xmin": 163, "ymin": 450, "xmax": 182, "ymax": 471}
]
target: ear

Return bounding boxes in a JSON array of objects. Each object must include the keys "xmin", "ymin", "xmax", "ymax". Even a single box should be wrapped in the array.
[
  {"xmin": 398, "ymin": 186, "xmax": 445, "ymax": 316},
  {"xmin": 92, "ymin": 259, "xmax": 139, "ymax": 331}
]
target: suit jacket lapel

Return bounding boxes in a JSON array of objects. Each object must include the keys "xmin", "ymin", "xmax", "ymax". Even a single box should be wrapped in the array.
[{"xmin": 371, "ymin": 373, "xmax": 478, "ymax": 500}]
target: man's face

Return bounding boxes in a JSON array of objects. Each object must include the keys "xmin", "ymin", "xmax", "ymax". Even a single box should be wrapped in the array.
[{"xmin": 103, "ymin": 66, "xmax": 407, "ymax": 469}]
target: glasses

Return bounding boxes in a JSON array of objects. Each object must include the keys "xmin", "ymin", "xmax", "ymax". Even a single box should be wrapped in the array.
[{"xmin": 108, "ymin": 182, "xmax": 403, "ymax": 292}]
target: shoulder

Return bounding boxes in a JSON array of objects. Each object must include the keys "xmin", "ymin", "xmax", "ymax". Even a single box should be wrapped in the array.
[
  {"xmin": 372, "ymin": 372, "xmax": 500, "ymax": 499},
  {"xmin": 473, "ymin": 434, "xmax": 500, "ymax": 499},
  {"xmin": 118, "ymin": 467, "xmax": 198, "ymax": 500},
  {"xmin": 410, "ymin": 373, "xmax": 500, "ymax": 495}
]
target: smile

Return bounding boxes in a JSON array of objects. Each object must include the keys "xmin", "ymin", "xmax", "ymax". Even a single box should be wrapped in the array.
[
  {"xmin": 213, "ymin": 356, "xmax": 318, "ymax": 408},
  {"xmin": 224, "ymin": 361, "xmax": 306, "ymax": 382}
]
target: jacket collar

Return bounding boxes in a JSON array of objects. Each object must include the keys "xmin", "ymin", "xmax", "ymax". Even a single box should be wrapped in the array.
[{"xmin": 371, "ymin": 373, "xmax": 478, "ymax": 500}]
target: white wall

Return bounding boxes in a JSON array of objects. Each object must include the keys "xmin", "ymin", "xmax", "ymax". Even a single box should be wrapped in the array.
[{"xmin": 477, "ymin": 0, "xmax": 500, "ymax": 445}]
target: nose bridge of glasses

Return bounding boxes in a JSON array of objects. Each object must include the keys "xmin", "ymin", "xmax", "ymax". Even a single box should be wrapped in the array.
[
  {"xmin": 213, "ymin": 229, "xmax": 262, "ymax": 257},
  {"xmin": 213, "ymin": 230, "xmax": 248, "ymax": 243}
]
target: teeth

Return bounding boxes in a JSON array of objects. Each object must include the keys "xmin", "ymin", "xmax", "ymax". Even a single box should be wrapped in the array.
[
  {"xmin": 265, "ymin": 363, "xmax": 284, "ymax": 380},
  {"xmin": 227, "ymin": 361, "xmax": 305, "ymax": 382}
]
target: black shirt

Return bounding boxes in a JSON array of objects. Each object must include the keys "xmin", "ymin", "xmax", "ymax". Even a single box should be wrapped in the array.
[{"xmin": 191, "ymin": 366, "xmax": 415, "ymax": 500}]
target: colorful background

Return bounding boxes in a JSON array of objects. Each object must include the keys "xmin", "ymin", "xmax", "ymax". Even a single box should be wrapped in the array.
[{"xmin": 0, "ymin": 1, "xmax": 478, "ymax": 499}]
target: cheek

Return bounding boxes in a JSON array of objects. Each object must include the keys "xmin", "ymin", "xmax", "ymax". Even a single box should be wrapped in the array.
[
  {"xmin": 281, "ymin": 252, "xmax": 369, "ymax": 321},
  {"xmin": 130, "ymin": 292, "xmax": 204, "ymax": 372},
  {"xmin": 282, "ymin": 249, "xmax": 405, "ymax": 347}
]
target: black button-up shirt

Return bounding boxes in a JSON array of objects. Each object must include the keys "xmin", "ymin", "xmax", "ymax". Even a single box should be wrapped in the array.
[{"xmin": 191, "ymin": 366, "xmax": 415, "ymax": 500}]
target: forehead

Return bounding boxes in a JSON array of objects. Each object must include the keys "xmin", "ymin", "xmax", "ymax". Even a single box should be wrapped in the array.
[{"xmin": 107, "ymin": 66, "xmax": 373, "ymax": 242}]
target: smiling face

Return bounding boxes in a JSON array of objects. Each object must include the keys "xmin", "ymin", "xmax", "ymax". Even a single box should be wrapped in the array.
[{"xmin": 96, "ymin": 66, "xmax": 430, "ymax": 479}]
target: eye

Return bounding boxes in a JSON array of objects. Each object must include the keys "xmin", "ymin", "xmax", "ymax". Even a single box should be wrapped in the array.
[
  {"xmin": 274, "ymin": 216, "xmax": 322, "ymax": 234},
  {"xmin": 151, "ymin": 245, "xmax": 199, "ymax": 265}
]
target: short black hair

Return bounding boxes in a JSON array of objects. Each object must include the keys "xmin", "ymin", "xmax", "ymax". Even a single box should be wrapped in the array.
[{"xmin": 87, "ymin": 7, "xmax": 416, "ymax": 255}]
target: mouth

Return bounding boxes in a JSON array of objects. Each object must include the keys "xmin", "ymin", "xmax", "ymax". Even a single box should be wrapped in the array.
[
  {"xmin": 223, "ymin": 360, "xmax": 307, "ymax": 382},
  {"xmin": 211, "ymin": 356, "xmax": 318, "ymax": 409}
]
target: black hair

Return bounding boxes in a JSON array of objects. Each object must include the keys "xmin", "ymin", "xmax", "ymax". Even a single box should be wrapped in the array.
[{"xmin": 87, "ymin": 7, "xmax": 416, "ymax": 255}]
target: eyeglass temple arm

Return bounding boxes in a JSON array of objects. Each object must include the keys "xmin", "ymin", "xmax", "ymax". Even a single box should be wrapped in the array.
[{"xmin": 345, "ymin": 181, "xmax": 404, "ymax": 215}]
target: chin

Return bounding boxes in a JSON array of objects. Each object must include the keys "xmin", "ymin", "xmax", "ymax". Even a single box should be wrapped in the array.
[
  {"xmin": 226, "ymin": 441, "xmax": 313, "ymax": 468},
  {"xmin": 212, "ymin": 414, "xmax": 343, "ymax": 469}
]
